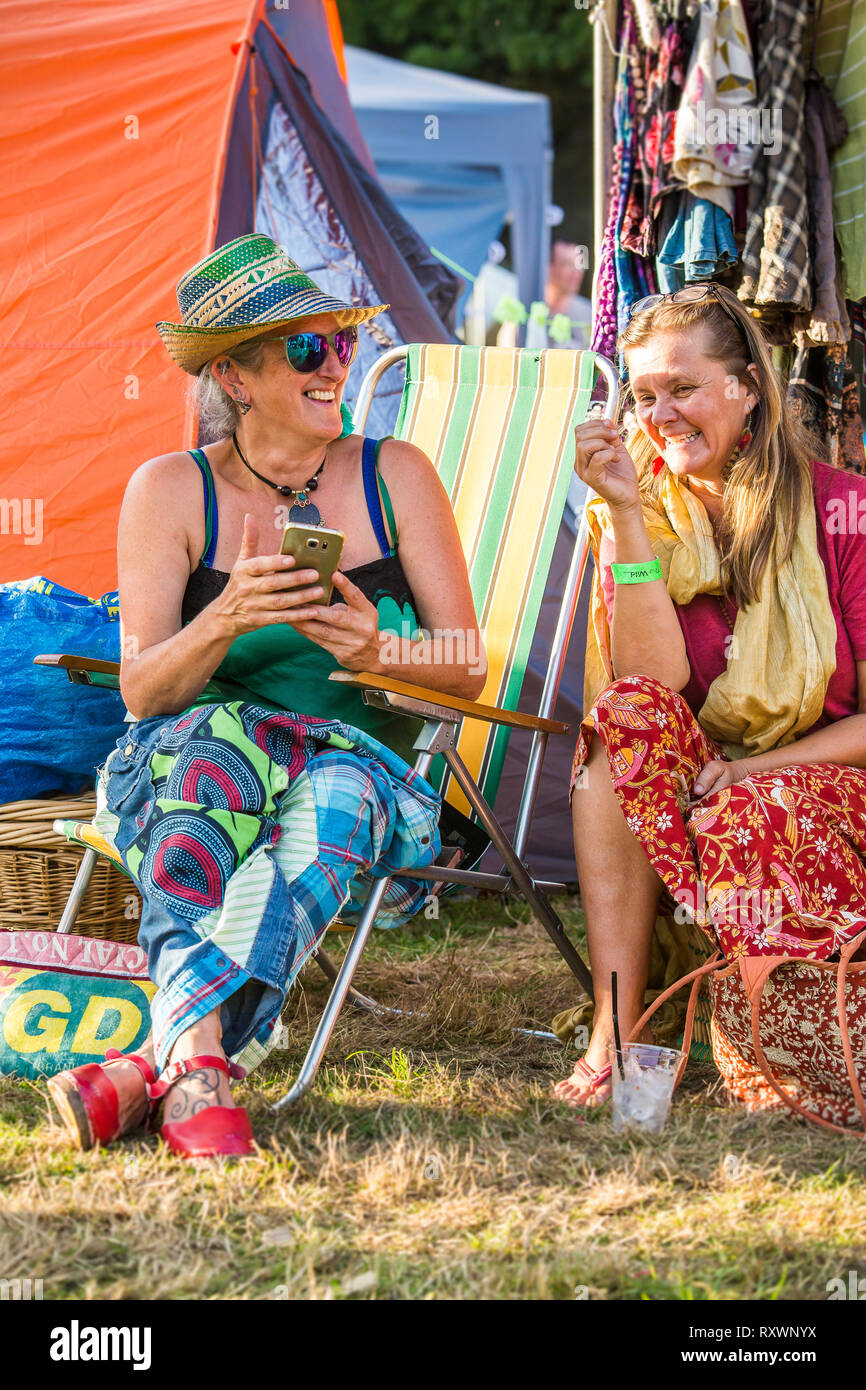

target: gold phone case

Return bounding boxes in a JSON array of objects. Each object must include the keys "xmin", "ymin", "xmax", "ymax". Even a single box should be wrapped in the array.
[{"xmin": 279, "ymin": 523, "xmax": 345, "ymax": 604}]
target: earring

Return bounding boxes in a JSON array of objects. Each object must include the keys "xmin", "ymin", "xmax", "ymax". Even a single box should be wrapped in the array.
[
  {"xmin": 235, "ymin": 396, "xmax": 251, "ymax": 415},
  {"xmin": 738, "ymin": 407, "xmax": 755, "ymax": 451},
  {"xmin": 728, "ymin": 412, "xmax": 754, "ymax": 467},
  {"xmin": 652, "ymin": 455, "xmax": 665, "ymax": 477}
]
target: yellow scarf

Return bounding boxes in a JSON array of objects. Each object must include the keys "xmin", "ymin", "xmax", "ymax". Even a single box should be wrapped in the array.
[{"xmin": 583, "ymin": 472, "xmax": 838, "ymax": 760}]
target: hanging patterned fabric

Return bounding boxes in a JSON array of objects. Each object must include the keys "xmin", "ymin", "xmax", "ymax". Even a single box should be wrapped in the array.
[
  {"xmin": 590, "ymin": 158, "xmax": 622, "ymax": 360},
  {"xmin": 672, "ymin": 0, "xmax": 760, "ymax": 215},
  {"xmin": 615, "ymin": 21, "xmax": 660, "ymax": 341},
  {"xmin": 592, "ymin": 3, "xmax": 642, "ymax": 357},
  {"xmin": 792, "ymin": 3, "xmax": 850, "ymax": 348},
  {"xmin": 738, "ymin": 0, "xmax": 812, "ymax": 321},
  {"xmin": 793, "ymin": 67, "xmax": 850, "ymax": 347},
  {"xmin": 620, "ymin": 4, "xmax": 691, "ymax": 260},
  {"xmin": 591, "ymin": 0, "xmax": 661, "ymax": 358},
  {"xmin": 848, "ymin": 301, "xmax": 866, "ymax": 389},
  {"xmin": 788, "ymin": 342, "xmax": 865, "ymax": 475}
]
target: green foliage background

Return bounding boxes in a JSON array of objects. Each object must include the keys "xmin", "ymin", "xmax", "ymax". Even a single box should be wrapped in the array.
[{"xmin": 339, "ymin": 0, "xmax": 596, "ymax": 269}]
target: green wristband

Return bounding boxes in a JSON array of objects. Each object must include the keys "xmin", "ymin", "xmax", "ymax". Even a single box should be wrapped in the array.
[{"xmin": 610, "ymin": 557, "xmax": 663, "ymax": 585}]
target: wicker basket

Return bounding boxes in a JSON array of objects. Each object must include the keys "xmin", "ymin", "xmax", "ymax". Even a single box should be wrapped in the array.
[{"xmin": 0, "ymin": 795, "xmax": 141, "ymax": 943}]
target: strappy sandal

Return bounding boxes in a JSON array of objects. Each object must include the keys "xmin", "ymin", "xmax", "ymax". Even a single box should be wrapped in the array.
[
  {"xmin": 557, "ymin": 1058, "xmax": 613, "ymax": 1106},
  {"xmin": 148, "ymin": 1054, "xmax": 254, "ymax": 1159},
  {"xmin": 47, "ymin": 1048, "xmax": 157, "ymax": 1150}
]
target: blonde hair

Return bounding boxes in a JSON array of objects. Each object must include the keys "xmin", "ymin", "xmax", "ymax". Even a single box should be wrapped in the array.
[{"xmin": 619, "ymin": 285, "xmax": 823, "ymax": 609}]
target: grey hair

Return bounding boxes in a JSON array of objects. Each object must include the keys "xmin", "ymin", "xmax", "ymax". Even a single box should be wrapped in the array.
[{"xmin": 192, "ymin": 336, "xmax": 269, "ymax": 442}]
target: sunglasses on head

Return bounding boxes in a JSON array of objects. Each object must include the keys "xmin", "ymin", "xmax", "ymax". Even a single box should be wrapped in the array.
[
  {"xmin": 629, "ymin": 282, "xmax": 751, "ymax": 351},
  {"xmin": 266, "ymin": 325, "xmax": 359, "ymax": 374}
]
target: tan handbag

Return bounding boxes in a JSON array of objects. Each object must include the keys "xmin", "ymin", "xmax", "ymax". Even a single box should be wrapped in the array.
[{"xmin": 629, "ymin": 930, "xmax": 866, "ymax": 1136}]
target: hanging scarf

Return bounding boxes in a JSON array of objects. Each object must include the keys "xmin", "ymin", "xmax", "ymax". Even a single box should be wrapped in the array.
[{"xmin": 583, "ymin": 470, "xmax": 838, "ymax": 760}]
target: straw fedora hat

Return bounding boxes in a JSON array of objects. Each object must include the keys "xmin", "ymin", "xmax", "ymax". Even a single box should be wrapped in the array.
[{"xmin": 156, "ymin": 234, "xmax": 389, "ymax": 374}]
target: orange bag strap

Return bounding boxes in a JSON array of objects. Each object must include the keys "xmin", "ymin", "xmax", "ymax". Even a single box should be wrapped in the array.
[
  {"xmin": 627, "ymin": 953, "xmax": 725, "ymax": 1092},
  {"xmin": 747, "ymin": 929, "xmax": 866, "ymax": 1137},
  {"xmin": 837, "ymin": 930, "xmax": 866, "ymax": 1126}
]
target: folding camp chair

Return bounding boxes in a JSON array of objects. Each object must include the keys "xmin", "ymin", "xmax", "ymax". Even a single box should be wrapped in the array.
[{"xmin": 35, "ymin": 343, "xmax": 619, "ymax": 1109}]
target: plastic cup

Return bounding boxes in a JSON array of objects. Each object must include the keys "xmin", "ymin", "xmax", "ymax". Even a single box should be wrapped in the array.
[{"xmin": 607, "ymin": 1042, "xmax": 685, "ymax": 1135}]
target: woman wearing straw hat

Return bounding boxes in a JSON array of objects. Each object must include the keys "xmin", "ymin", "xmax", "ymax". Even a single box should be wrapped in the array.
[
  {"xmin": 48, "ymin": 235, "xmax": 485, "ymax": 1158},
  {"xmin": 555, "ymin": 282, "xmax": 866, "ymax": 1109}
]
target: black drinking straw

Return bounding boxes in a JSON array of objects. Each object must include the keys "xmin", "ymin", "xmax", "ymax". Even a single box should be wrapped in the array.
[{"xmin": 611, "ymin": 970, "xmax": 625, "ymax": 1080}]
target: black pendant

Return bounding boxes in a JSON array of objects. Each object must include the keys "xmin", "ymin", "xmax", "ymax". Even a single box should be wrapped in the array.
[{"xmin": 289, "ymin": 501, "xmax": 321, "ymax": 525}]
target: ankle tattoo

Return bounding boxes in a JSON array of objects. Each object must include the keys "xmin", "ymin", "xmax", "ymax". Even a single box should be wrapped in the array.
[{"xmin": 164, "ymin": 1068, "xmax": 223, "ymax": 1124}]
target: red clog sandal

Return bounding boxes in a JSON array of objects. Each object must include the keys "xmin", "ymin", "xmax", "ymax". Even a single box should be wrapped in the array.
[
  {"xmin": 148, "ymin": 1054, "xmax": 254, "ymax": 1159},
  {"xmin": 47, "ymin": 1048, "xmax": 157, "ymax": 1150}
]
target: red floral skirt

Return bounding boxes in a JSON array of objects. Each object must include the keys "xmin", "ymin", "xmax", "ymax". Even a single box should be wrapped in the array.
[{"xmin": 570, "ymin": 675, "xmax": 866, "ymax": 960}]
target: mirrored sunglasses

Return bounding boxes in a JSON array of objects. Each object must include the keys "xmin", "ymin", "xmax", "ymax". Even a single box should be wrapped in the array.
[{"xmin": 269, "ymin": 326, "xmax": 359, "ymax": 374}]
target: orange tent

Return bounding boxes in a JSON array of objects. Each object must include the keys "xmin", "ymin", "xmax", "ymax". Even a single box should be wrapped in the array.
[{"xmin": 1, "ymin": 0, "xmax": 453, "ymax": 597}]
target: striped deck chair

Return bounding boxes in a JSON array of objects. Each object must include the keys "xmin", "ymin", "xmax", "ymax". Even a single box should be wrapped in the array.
[
  {"xmin": 270, "ymin": 343, "xmax": 620, "ymax": 1106},
  {"xmin": 35, "ymin": 343, "xmax": 620, "ymax": 1110}
]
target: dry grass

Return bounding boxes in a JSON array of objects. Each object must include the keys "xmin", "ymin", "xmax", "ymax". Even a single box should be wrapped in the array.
[{"xmin": 1, "ymin": 895, "xmax": 865, "ymax": 1301}]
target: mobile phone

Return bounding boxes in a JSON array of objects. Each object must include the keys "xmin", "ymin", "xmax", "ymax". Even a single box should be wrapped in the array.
[{"xmin": 279, "ymin": 522, "xmax": 345, "ymax": 604}]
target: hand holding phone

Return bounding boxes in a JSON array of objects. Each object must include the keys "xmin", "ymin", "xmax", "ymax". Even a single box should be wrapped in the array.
[{"xmin": 279, "ymin": 522, "xmax": 345, "ymax": 604}]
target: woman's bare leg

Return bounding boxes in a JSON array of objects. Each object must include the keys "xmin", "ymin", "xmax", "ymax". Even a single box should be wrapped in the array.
[
  {"xmin": 554, "ymin": 733, "xmax": 664, "ymax": 1106},
  {"xmin": 161, "ymin": 1008, "xmax": 234, "ymax": 1121},
  {"xmin": 94, "ymin": 1007, "xmax": 233, "ymax": 1126}
]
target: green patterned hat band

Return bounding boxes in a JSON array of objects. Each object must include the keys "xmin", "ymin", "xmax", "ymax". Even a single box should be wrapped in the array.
[{"xmin": 156, "ymin": 234, "xmax": 389, "ymax": 374}]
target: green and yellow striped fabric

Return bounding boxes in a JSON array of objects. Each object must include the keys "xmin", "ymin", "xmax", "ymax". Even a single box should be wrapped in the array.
[
  {"xmin": 817, "ymin": 0, "xmax": 866, "ymax": 300},
  {"xmin": 393, "ymin": 343, "xmax": 597, "ymax": 815}
]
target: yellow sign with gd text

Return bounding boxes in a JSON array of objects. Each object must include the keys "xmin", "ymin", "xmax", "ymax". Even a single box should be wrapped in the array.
[{"xmin": 0, "ymin": 966, "xmax": 155, "ymax": 1080}]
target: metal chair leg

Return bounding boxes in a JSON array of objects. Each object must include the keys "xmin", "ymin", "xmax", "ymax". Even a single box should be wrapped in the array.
[
  {"xmin": 56, "ymin": 846, "xmax": 98, "ymax": 935},
  {"xmin": 272, "ymin": 732, "xmax": 443, "ymax": 1111},
  {"xmin": 272, "ymin": 876, "xmax": 391, "ymax": 1111},
  {"xmin": 313, "ymin": 946, "xmax": 381, "ymax": 1013},
  {"xmin": 313, "ymin": 944, "xmax": 420, "ymax": 1030}
]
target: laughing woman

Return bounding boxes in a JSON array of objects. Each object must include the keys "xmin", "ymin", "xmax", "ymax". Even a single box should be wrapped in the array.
[
  {"xmin": 48, "ymin": 235, "xmax": 485, "ymax": 1156},
  {"xmin": 555, "ymin": 282, "xmax": 866, "ymax": 1109}
]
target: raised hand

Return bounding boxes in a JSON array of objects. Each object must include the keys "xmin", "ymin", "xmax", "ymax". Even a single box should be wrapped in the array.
[
  {"xmin": 574, "ymin": 418, "xmax": 641, "ymax": 513},
  {"xmin": 211, "ymin": 513, "xmax": 327, "ymax": 639}
]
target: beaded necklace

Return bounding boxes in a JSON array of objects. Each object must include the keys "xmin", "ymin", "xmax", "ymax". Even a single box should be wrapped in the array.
[{"xmin": 716, "ymin": 594, "xmax": 736, "ymax": 634}]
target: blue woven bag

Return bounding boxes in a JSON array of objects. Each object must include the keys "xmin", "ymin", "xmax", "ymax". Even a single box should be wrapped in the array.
[{"xmin": 0, "ymin": 577, "xmax": 128, "ymax": 803}]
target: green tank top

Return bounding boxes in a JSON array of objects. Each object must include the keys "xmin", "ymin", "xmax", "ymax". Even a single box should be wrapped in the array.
[{"xmin": 179, "ymin": 441, "xmax": 424, "ymax": 765}]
